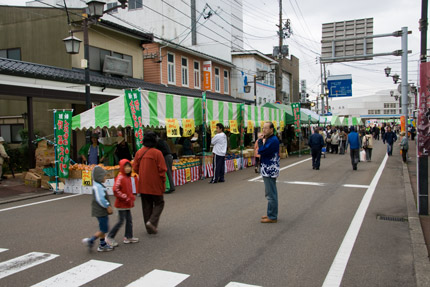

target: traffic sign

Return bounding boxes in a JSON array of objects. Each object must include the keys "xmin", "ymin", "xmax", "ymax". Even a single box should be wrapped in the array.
[{"xmin": 327, "ymin": 74, "xmax": 352, "ymax": 97}]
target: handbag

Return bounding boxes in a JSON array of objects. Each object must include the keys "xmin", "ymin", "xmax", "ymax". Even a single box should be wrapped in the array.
[{"xmin": 360, "ymin": 149, "xmax": 366, "ymax": 161}]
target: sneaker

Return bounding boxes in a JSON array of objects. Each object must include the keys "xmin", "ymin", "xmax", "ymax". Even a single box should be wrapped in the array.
[
  {"xmin": 82, "ymin": 238, "xmax": 94, "ymax": 251},
  {"xmin": 105, "ymin": 237, "xmax": 118, "ymax": 247},
  {"xmin": 97, "ymin": 243, "xmax": 114, "ymax": 252},
  {"xmin": 146, "ymin": 221, "xmax": 158, "ymax": 234},
  {"xmin": 123, "ymin": 237, "xmax": 139, "ymax": 244}
]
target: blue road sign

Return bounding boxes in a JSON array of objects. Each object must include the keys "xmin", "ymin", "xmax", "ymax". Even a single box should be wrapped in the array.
[{"xmin": 327, "ymin": 74, "xmax": 352, "ymax": 97}]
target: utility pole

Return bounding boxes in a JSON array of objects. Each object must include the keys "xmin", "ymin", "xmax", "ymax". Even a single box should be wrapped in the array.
[
  {"xmin": 418, "ymin": 0, "xmax": 428, "ymax": 215},
  {"xmin": 277, "ymin": 0, "xmax": 283, "ymax": 103},
  {"xmin": 320, "ymin": 61, "xmax": 325, "ymax": 115},
  {"xmin": 324, "ymin": 64, "xmax": 328, "ymax": 113}
]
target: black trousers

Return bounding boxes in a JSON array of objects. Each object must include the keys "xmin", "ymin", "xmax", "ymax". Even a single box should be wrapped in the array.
[
  {"xmin": 108, "ymin": 210, "xmax": 133, "ymax": 239},
  {"xmin": 402, "ymin": 149, "xmax": 407, "ymax": 162},
  {"xmin": 311, "ymin": 149, "xmax": 322, "ymax": 168},
  {"xmin": 350, "ymin": 149, "xmax": 359, "ymax": 169},
  {"xmin": 141, "ymin": 194, "xmax": 164, "ymax": 230},
  {"xmin": 212, "ymin": 154, "xmax": 225, "ymax": 182},
  {"xmin": 331, "ymin": 144, "xmax": 339, "ymax": 154}
]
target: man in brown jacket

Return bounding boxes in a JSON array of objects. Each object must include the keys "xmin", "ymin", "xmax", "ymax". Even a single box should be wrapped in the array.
[{"xmin": 133, "ymin": 131, "xmax": 167, "ymax": 234}]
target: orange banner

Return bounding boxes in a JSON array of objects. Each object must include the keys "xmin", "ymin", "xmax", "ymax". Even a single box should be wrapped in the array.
[{"xmin": 203, "ymin": 61, "xmax": 212, "ymax": 91}]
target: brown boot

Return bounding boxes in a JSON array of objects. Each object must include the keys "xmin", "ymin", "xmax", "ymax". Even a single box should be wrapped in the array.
[{"xmin": 261, "ymin": 218, "xmax": 277, "ymax": 223}]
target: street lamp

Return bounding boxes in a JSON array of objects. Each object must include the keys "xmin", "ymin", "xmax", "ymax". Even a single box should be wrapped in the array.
[
  {"xmin": 62, "ymin": 35, "xmax": 82, "ymax": 54},
  {"xmin": 384, "ymin": 66, "xmax": 392, "ymax": 77},
  {"xmin": 392, "ymin": 73, "xmax": 400, "ymax": 84},
  {"xmin": 87, "ymin": 0, "xmax": 106, "ymax": 18}
]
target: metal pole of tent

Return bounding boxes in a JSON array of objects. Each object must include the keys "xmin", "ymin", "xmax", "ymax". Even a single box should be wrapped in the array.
[
  {"xmin": 201, "ymin": 92, "xmax": 206, "ymax": 180},
  {"xmin": 53, "ymin": 110, "xmax": 59, "ymax": 194}
]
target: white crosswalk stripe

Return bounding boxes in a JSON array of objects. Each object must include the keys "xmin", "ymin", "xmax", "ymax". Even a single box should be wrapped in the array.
[
  {"xmin": 0, "ymin": 249, "xmax": 7, "ymax": 253},
  {"xmin": 126, "ymin": 269, "xmax": 190, "ymax": 287},
  {"xmin": 225, "ymin": 283, "xmax": 262, "ymax": 287},
  {"xmin": 32, "ymin": 259, "xmax": 122, "ymax": 287},
  {"xmin": 0, "ymin": 252, "xmax": 59, "ymax": 280}
]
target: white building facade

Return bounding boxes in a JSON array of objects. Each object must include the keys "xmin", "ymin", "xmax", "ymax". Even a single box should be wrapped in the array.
[{"xmin": 231, "ymin": 51, "xmax": 277, "ymax": 104}]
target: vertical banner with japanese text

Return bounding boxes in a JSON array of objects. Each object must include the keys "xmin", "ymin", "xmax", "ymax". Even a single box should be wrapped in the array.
[
  {"xmin": 126, "ymin": 90, "xmax": 144, "ymax": 150},
  {"xmin": 292, "ymin": 103, "xmax": 301, "ymax": 135},
  {"xmin": 418, "ymin": 62, "xmax": 430, "ymax": 156},
  {"xmin": 182, "ymin": 119, "xmax": 195, "ymax": 137},
  {"xmin": 54, "ymin": 110, "xmax": 73, "ymax": 178}
]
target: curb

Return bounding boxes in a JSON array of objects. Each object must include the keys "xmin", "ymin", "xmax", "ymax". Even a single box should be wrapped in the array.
[
  {"xmin": 403, "ymin": 163, "xmax": 430, "ymax": 287},
  {"xmin": 0, "ymin": 191, "xmax": 54, "ymax": 205}
]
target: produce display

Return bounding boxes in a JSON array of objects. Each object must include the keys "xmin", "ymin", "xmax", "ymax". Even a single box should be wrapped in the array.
[
  {"xmin": 69, "ymin": 163, "xmax": 120, "ymax": 171},
  {"xmin": 172, "ymin": 157, "xmax": 201, "ymax": 171}
]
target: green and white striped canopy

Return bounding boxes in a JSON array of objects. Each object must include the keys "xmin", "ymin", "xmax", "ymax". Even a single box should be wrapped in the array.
[
  {"xmin": 243, "ymin": 105, "xmax": 284, "ymax": 127},
  {"xmin": 72, "ymin": 90, "xmax": 284, "ymax": 130}
]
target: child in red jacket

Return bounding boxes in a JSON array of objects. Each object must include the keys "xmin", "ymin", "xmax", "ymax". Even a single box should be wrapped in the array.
[{"xmin": 106, "ymin": 159, "xmax": 139, "ymax": 246}]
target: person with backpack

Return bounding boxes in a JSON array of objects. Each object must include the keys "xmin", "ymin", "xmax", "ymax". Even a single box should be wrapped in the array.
[
  {"xmin": 362, "ymin": 131, "xmax": 374, "ymax": 161},
  {"xmin": 399, "ymin": 131, "xmax": 409, "ymax": 163}
]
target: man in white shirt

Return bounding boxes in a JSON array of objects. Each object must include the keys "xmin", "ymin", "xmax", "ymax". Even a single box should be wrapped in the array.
[{"xmin": 210, "ymin": 123, "xmax": 227, "ymax": 183}]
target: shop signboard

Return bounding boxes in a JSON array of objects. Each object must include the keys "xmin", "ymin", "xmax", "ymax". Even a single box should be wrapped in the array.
[
  {"xmin": 280, "ymin": 121, "xmax": 285, "ymax": 132},
  {"xmin": 166, "ymin": 118, "xmax": 180, "ymax": 137},
  {"xmin": 292, "ymin": 103, "xmax": 301, "ymax": 135},
  {"xmin": 54, "ymin": 110, "xmax": 73, "ymax": 178},
  {"xmin": 210, "ymin": 120, "xmax": 219, "ymax": 137},
  {"xmin": 182, "ymin": 119, "xmax": 195, "ymax": 137},
  {"xmin": 230, "ymin": 120, "xmax": 239, "ymax": 134},
  {"xmin": 247, "ymin": 120, "xmax": 254, "ymax": 133},
  {"xmin": 203, "ymin": 61, "xmax": 212, "ymax": 91},
  {"xmin": 125, "ymin": 90, "xmax": 144, "ymax": 150},
  {"xmin": 82, "ymin": 170, "xmax": 92, "ymax": 186}
]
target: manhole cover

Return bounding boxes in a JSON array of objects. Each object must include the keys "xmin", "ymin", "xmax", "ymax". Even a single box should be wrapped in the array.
[{"xmin": 376, "ymin": 214, "xmax": 408, "ymax": 222}]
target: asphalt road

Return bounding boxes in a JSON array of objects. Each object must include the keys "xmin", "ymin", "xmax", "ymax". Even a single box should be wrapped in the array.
[{"xmin": 0, "ymin": 140, "xmax": 416, "ymax": 287}]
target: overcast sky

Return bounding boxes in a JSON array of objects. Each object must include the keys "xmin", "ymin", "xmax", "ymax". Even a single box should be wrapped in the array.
[{"xmin": 2, "ymin": 0, "xmax": 426, "ymax": 101}]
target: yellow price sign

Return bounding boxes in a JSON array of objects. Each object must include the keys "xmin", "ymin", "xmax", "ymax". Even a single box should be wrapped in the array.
[
  {"xmin": 229, "ymin": 120, "xmax": 239, "ymax": 134},
  {"xmin": 166, "ymin": 118, "xmax": 180, "ymax": 137},
  {"xmin": 233, "ymin": 159, "xmax": 238, "ymax": 170},
  {"xmin": 248, "ymin": 157, "xmax": 252, "ymax": 167},
  {"xmin": 280, "ymin": 121, "xmax": 285, "ymax": 132},
  {"xmin": 247, "ymin": 120, "xmax": 254, "ymax": 134},
  {"xmin": 185, "ymin": 168, "xmax": 191, "ymax": 182},
  {"xmin": 272, "ymin": 121, "xmax": 277, "ymax": 130},
  {"xmin": 210, "ymin": 120, "xmax": 219, "ymax": 137},
  {"xmin": 260, "ymin": 121, "xmax": 265, "ymax": 129},
  {"xmin": 182, "ymin": 118, "xmax": 195, "ymax": 137},
  {"xmin": 82, "ymin": 170, "xmax": 92, "ymax": 186}
]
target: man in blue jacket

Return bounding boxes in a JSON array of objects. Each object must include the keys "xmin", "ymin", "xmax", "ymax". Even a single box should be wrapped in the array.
[
  {"xmin": 258, "ymin": 122, "xmax": 280, "ymax": 223},
  {"xmin": 308, "ymin": 127, "xmax": 325, "ymax": 170},
  {"xmin": 347, "ymin": 126, "xmax": 360, "ymax": 170},
  {"xmin": 383, "ymin": 126, "xmax": 397, "ymax": 156}
]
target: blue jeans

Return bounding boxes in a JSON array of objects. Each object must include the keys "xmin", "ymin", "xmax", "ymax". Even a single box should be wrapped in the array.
[
  {"xmin": 263, "ymin": 176, "xmax": 278, "ymax": 220},
  {"xmin": 97, "ymin": 216, "xmax": 109, "ymax": 234},
  {"xmin": 387, "ymin": 143, "xmax": 393, "ymax": 155}
]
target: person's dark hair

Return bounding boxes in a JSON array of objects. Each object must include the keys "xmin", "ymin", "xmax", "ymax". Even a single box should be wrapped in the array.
[
  {"xmin": 143, "ymin": 131, "xmax": 157, "ymax": 148},
  {"xmin": 267, "ymin": 121, "xmax": 274, "ymax": 130},
  {"xmin": 216, "ymin": 123, "xmax": 224, "ymax": 131}
]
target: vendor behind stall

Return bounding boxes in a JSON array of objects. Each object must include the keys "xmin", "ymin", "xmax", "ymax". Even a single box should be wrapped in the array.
[
  {"xmin": 79, "ymin": 134, "xmax": 105, "ymax": 165},
  {"xmin": 182, "ymin": 136, "xmax": 194, "ymax": 155},
  {"xmin": 115, "ymin": 137, "xmax": 132, "ymax": 162}
]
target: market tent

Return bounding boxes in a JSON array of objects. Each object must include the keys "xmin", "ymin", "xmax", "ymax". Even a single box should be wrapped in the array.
[
  {"xmin": 301, "ymin": 109, "xmax": 320, "ymax": 124},
  {"xmin": 243, "ymin": 104, "xmax": 285, "ymax": 127},
  {"xmin": 72, "ymin": 90, "xmax": 246, "ymax": 130},
  {"xmin": 262, "ymin": 103, "xmax": 317, "ymax": 124},
  {"xmin": 344, "ymin": 117, "xmax": 362, "ymax": 126}
]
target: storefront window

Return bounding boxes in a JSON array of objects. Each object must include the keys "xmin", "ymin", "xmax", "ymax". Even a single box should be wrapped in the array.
[
  {"xmin": 168, "ymin": 53, "xmax": 175, "ymax": 84},
  {"xmin": 0, "ymin": 124, "xmax": 23, "ymax": 143}
]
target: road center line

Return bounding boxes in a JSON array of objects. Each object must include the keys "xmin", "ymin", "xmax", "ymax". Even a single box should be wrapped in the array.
[
  {"xmin": 248, "ymin": 157, "xmax": 311, "ymax": 182},
  {"xmin": 342, "ymin": 184, "xmax": 370, "ymax": 189},
  {"xmin": 322, "ymin": 153, "xmax": 389, "ymax": 287},
  {"xmin": 0, "ymin": 194, "xmax": 82, "ymax": 213}
]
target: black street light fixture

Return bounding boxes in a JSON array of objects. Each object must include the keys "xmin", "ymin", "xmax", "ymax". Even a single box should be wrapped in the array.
[
  {"xmin": 384, "ymin": 66, "xmax": 392, "ymax": 77},
  {"xmin": 62, "ymin": 35, "xmax": 82, "ymax": 54},
  {"xmin": 392, "ymin": 73, "xmax": 400, "ymax": 84}
]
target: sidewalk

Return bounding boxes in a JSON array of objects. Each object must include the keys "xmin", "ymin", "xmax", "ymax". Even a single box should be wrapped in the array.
[{"xmin": 0, "ymin": 174, "xmax": 52, "ymax": 204}]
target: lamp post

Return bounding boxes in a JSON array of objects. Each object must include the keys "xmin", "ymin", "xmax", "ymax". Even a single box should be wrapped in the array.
[
  {"xmin": 244, "ymin": 61, "xmax": 278, "ymax": 106},
  {"xmin": 63, "ymin": 0, "xmax": 128, "ymax": 110}
]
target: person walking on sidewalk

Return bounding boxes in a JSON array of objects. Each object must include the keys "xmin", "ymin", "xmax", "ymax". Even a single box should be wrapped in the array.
[
  {"xmin": 383, "ymin": 126, "xmax": 397, "ymax": 156},
  {"xmin": 400, "ymin": 131, "xmax": 409, "ymax": 163},
  {"xmin": 258, "ymin": 122, "xmax": 280, "ymax": 223},
  {"xmin": 82, "ymin": 166, "xmax": 114, "ymax": 252},
  {"xmin": 0, "ymin": 137, "xmax": 9, "ymax": 184},
  {"xmin": 156, "ymin": 132, "xmax": 175, "ymax": 193},
  {"xmin": 106, "ymin": 159, "xmax": 139, "ymax": 247},
  {"xmin": 331, "ymin": 129, "xmax": 340, "ymax": 154},
  {"xmin": 347, "ymin": 126, "xmax": 360, "ymax": 170},
  {"xmin": 209, "ymin": 123, "xmax": 227, "ymax": 184},
  {"xmin": 362, "ymin": 131, "xmax": 374, "ymax": 161},
  {"xmin": 133, "ymin": 131, "xmax": 167, "ymax": 235},
  {"xmin": 308, "ymin": 128, "xmax": 324, "ymax": 170}
]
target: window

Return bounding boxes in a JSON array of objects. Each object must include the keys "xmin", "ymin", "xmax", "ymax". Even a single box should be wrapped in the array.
[
  {"xmin": 215, "ymin": 67, "xmax": 220, "ymax": 92},
  {"xmin": 181, "ymin": 57, "xmax": 188, "ymax": 87},
  {"xmin": 384, "ymin": 103, "xmax": 389, "ymax": 108},
  {"xmin": 223, "ymin": 70, "xmax": 229, "ymax": 94},
  {"xmin": 128, "ymin": 0, "xmax": 142, "ymax": 10},
  {"xmin": 368, "ymin": 110, "xmax": 374, "ymax": 115},
  {"xmin": 107, "ymin": 2, "xmax": 118, "ymax": 13},
  {"xmin": 0, "ymin": 124, "xmax": 23, "ymax": 143},
  {"xmin": 0, "ymin": 48, "xmax": 21, "ymax": 60},
  {"xmin": 167, "ymin": 53, "xmax": 175, "ymax": 84},
  {"xmin": 194, "ymin": 61, "xmax": 200, "ymax": 89},
  {"xmin": 269, "ymin": 73, "xmax": 274, "ymax": 86},
  {"xmin": 89, "ymin": 46, "xmax": 133, "ymax": 76}
]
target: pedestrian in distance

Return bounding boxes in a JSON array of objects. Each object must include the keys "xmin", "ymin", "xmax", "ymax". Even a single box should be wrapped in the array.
[
  {"xmin": 258, "ymin": 121, "xmax": 280, "ymax": 223},
  {"xmin": 362, "ymin": 131, "xmax": 374, "ymax": 161},
  {"xmin": 383, "ymin": 126, "xmax": 397, "ymax": 156},
  {"xmin": 106, "ymin": 159, "xmax": 139, "ymax": 247},
  {"xmin": 209, "ymin": 123, "xmax": 227, "ymax": 184},
  {"xmin": 254, "ymin": 132, "xmax": 263, "ymax": 173},
  {"xmin": 347, "ymin": 126, "xmax": 360, "ymax": 170},
  {"xmin": 156, "ymin": 132, "xmax": 175, "ymax": 193},
  {"xmin": 399, "ymin": 131, "xmax": 409, "ymax": 163},
  {"xmin": 133, "ymin": 131, "xmax": 167, "ymax": 235},
  {"xmin": 0, "ymin": 137, "xmax": 9, "ymax": 184},
  {"xmin": 82, "ymin": 166, "xmax": 114, "ymax": 252},
  {"xmin": 308, "ymin": 128, "xmax": 324, "ymax": 170},
  {"xmin": 331, "ymin": 129, "xmax": 340, "ymax": 154}
]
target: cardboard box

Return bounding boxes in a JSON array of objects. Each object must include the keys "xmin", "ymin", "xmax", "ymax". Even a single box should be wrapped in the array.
[
  {"xmin": 68, "ymin": 169, "xmax": 82, "ymax": 179},
  {"xmin": 105, "ymin": 169, "xmax": 119, "ymax": 179},
  {"xmin": 24, "ymin": 172, "xmax": 41, "ymax": 188},
  {"xmin": 280, "ymin": 153, "xmax": 287, "ymax": 159}
]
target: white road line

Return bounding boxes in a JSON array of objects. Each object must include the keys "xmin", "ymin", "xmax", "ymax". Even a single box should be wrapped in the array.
[
  {"xmin": 285, "ymin": 181, "xmax": 326, "ymax": 186},
  {"xmin": 322, "ymin": 153, "xmax": 389, "ymax": 287},
  {"xmin": 0, "ymin": 252, "xmax": 59, "ymax": 279},
  {"xmin": 342, "ymin": 184, "xmax": 370, "ymax": 189},
  {"xmin": 126, "ymin": 269, "xmax": 190, "ymax": 287},
  {"xmin": 0, "ymin": 194, "xmax": 81, "ymax": 213},
  {"xmin": 0, "ymin": 248, "xmax": 7, "ymax": 253},
  {"xmin": 248, "ymin": 157, "xmax": 312, "ymax": 181},
  {"xmin": 32, "ymin": 259, "xmax": 122, "ymax": 287},
  {"xmin": 225, "ymin": 282, "xmax": 262, "ymax": 287}
]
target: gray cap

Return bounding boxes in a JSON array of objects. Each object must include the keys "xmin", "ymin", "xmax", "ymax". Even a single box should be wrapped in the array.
[
  {"xmin": 92, "ymin": 166, "xmax": 106, "ymax": 183},
  {"xmin": 0, "ymin": 136, "xmax": 4, "ymax": 142}
]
